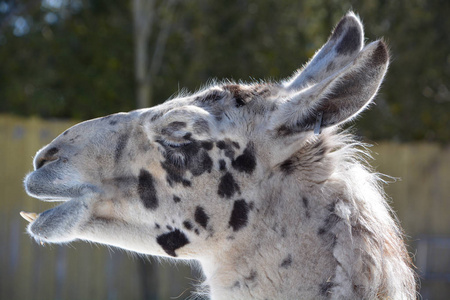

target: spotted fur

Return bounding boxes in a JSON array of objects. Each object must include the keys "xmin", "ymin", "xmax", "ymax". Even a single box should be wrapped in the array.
[{"xmin": 23, "ymin": 12, "xmax": 416, "ymax": 300}]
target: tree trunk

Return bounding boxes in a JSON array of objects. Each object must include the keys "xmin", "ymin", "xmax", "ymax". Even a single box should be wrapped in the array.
[
  {"xmin": 133, "ymin": 0, "xmax": 154, "ymax": 108},
  {"xmin": 133, "ymin": 0, "xmax": 176, "ymax": 109}
]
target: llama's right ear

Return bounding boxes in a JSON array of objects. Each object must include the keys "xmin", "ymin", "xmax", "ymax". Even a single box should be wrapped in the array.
[
  {"xmin": 273, "ymin": 40, "xmax": 389, "ymax": 137},
  {"xmin": 283, "ymin": 12, "xmax": 364, "ymax": 91}
]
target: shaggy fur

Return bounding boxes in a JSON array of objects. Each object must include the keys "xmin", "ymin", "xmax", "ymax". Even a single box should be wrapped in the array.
[{"xmin": 23, "ymin": 12, "xmax": 416, "ymax": 299}]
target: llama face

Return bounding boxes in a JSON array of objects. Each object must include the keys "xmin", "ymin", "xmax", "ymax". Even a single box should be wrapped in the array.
[
  {"xmin": 23, "ymin": 12, "xmax": 389, "ymax": 260},
  {"xmin": 22, "ymin": 84, "xmax": 283, "ymax": 256}
]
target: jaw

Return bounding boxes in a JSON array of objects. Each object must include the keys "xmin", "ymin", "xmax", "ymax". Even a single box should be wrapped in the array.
[
  {"xmin": 22, "ymin": 196, "xmax": 90, "ymax": 244},
  {"xmin": 21, "ymin": 191, "xmax": 167, "ymax": 256},
  {"xmin": 22, "ymin": 167, "xmax": 100, "ymax": 244}
]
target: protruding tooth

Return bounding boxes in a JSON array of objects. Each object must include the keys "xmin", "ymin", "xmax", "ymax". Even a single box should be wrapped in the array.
[
  {"xmin": 40, "ymin": 241, "xmax": 45, "ymax": 246},
  {"xmin": 20, "ymin": 211, "xmax": 38, "ymax": 223}
]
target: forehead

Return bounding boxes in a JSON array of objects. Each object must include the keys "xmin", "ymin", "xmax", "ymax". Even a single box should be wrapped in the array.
[{"xmin": 142, "ymin": 83, "xmax": 280, "ymax": 122}]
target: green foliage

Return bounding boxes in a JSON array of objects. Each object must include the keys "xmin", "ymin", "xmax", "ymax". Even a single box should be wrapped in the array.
[
  {"xmin": 0, "ymin": 0, "xmax": 134, "ymax": 119},
  {"xmin": 0, "ymin": 0, "xmax": 449, "ymax": 141}
]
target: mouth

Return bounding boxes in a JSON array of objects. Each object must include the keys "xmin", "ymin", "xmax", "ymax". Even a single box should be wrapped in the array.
[
  {"xmin": 22, "ymin": 172, "xmax": 95, "ymax": 244},
  {"xmin": 20, "ymin": 211, "xmax": 39, "ymax": 223},
  {"xmin": 20, "ymin": 194, "xmax": 91, "ymax": 245},
  {"xmin": 19, "ymin": 211, "xmax": 46, "ymax": 245},
  {"xmin": 20, "ymin": 196, "xmax": 69, "ymax": 226}
]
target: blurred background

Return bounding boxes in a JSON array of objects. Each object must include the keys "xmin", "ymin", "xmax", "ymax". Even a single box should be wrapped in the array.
[{"xmin": 1, "ymin": 0, "xmax": 449, "ymax": 299}]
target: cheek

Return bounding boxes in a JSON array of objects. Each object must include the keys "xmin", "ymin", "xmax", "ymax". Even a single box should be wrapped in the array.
[{"xmin": 92, "ymin": 199, "xmax": 116, "ymax": 220}]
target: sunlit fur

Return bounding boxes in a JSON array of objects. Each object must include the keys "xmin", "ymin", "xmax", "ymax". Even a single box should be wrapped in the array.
[{"xmin": 23, "ymin": 12, "xmax": 416, "ymax": 300}]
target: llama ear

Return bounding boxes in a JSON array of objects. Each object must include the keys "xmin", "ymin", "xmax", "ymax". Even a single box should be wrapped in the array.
[
  {"xmin": 275, "ymin": 40, "xmax": 389, "ymax": 136},
  {"xmin": 283, "ymin": 12, "xmax": 364, "ymax": 91}
]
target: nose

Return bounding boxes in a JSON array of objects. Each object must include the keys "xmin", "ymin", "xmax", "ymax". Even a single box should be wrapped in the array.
[{"xmin": 34, "ymin": 147, "xmax": 60, "ymax": 170}]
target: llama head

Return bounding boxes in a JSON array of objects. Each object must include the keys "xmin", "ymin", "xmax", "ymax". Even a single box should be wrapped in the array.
[{"xmin": 23, "ymin": 12, "xmax": 389, "ymax": 259}]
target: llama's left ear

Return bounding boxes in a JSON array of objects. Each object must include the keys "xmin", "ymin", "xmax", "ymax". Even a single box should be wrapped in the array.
[
  {"xmin": 274, "ymin": 39, "xmax": 389, "ymax": 136},
  {"xmin": 283, "ymin": 12, "xmax": 364, "ymax": 91}
]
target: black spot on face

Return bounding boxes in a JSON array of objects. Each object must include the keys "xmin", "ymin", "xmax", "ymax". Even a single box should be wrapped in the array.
[
  {"xmin": 69, "ymin": 135, "xmax": 80, "ymax": 144},
  {"xmin": 201, "ymin": 141, "xmax": 213, "ymax": 150},
  {"xmin": 183, "ymin": 221, "xmax": 193, "ymax": 230},
  {"xmin": 216, "ymin": 140, "xmax": 226, "ymax": 149},
  {"xmin": 182, "ymin": 132, "xmax": 192, "ymax": 141},
  {"xmin": 137, "ymin": 169, "xmax": 159, "ymax": 210},
  {"xmin": 319, "ymin": 280, "xmax": 334, "ymax": 296},
  {"xmin": 232, "ymin": 143, "xmax": 256, "ymax": 174},
  {"xmin": 280, "ymin": 254, "xmax": 292, "ymax": 268},
  {"xmin": 218, "ymin": 172, "xmax": 240, "ymax": 198},
  {"xmin": 190, "ymin": 151, "xmax": 213, "ymax": 176},
  {"xmin": 235, "ymin": 98, "xmax": 245, "ymax": 107},
  {"xmin": 109, "ymin": 120, "xmax": 118, "ymax": 125},
  {"xmin": 156, "ymin": 229, "xmax": 190, "ymax": 257},
  {"xmin": 229, "ymin": 199, "xmax": 249, "ymax": 232},
  {"xmin": 195, "ymin": 206, "xmax": 209, "ymax": 229},
  {"xmin": 245, "ymin": 270, "xmax": 257, "ymax": 282},
  {"xmin": 115, "ymin": 134, "xmax": 130, "ymax": 163},
  {"xmin": 216, "ymin": 140, "xmax": 234, "ymax": 160},
  {"xmin": 219, "ymin": 159, "xmax": 227, "ymax": 171},
  {"xmin": 173, "ymin": 195, "xmax": 181, "ymax": 203},
  {"xmin": 336, "ymin": 26, "xmax": 361, "ymax": 55},
  {"xmin": 161, "ymin": 161, "xmax": 186, "ymax": 187},
  {"xmin": 155, "ymin": 223, "xmax": 160, "ymax": 229}
]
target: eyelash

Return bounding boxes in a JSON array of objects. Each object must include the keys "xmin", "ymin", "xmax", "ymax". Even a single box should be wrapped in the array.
[
  {"xmin": 164, "ymin": 139, "xmax": 192, "ymax": 149},
  {"xmin": 164, "ymin": 140, "xmax": 189, "ymax": 148},
  {"xmin": 156, "ymin": 138, "xmax": 191, "ymax": 148}
]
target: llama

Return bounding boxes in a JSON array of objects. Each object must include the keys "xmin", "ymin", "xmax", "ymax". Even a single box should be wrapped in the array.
[{"xmin": 22, "ymin": 12, "xmax": 416, "ymax": 299}]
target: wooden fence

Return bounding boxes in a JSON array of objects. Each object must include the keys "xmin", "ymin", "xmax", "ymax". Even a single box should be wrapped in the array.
[{"xmin": 1, "ymin": 114, "xmax": 449, "ymax": 299}]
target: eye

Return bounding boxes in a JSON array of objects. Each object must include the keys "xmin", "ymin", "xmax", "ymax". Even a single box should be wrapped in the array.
[
  {"xmin": 163, "ymin": 140, "xmax": 191, "ymax": 148},
  {"xmin": 156, "ymin": 137, "xmax": 192, "ymax": 149},
  {"xmin": 157, "ymin": 139, "xmax": 191, "ymax": 168}
]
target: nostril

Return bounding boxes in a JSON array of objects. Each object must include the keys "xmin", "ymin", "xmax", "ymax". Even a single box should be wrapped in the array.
[
  {"xmin": 36, "ymin": 158, "xmax": 55, "ymax": 169},
  {"xmin": 36, "ymin": 158, "xmax": 47, "ymax": 170},
  {"xmin": 35, "ymin": 147, "xmax": 60, "ymax": 170}
]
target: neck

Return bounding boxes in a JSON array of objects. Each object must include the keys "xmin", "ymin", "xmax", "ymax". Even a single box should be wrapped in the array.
[
  {"xmin": 197, "ymin": 136, "xmax": 415, "ymax": 299},
  {"xmin": 199, "ymin": 174, "xmax": 338, "ymax": 300}
]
